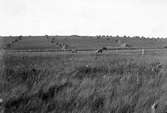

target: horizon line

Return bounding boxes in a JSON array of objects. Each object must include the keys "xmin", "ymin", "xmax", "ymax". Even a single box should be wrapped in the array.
[{"xmin": 0, "ymin": 34, "xmax": 166, "ymax": 38}]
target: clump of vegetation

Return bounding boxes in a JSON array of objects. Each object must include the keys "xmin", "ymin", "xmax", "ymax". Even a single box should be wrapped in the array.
[{"xmin": 0, "ymin": 53, "xmax": 167, "ymax": 113}]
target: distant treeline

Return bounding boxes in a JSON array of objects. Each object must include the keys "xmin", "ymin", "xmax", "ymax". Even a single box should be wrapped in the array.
[{"xmin": 0, "ymin": 35, "xmax": 166, "ymax": 39}]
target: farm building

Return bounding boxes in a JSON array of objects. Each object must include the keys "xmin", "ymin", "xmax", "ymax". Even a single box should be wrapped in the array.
[{"xmin": 120, "ymin": 43, "xmax": 132, "ymax": 48}]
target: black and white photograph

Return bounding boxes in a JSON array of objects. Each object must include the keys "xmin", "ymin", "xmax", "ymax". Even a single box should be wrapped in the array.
[{"xmin": 0, "ymin": 0, "xmax": 167, "ymax": 113}]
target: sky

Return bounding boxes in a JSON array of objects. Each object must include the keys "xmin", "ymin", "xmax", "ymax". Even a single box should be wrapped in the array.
[{"xmin": 0, "ymin": 0, "xmax": 167, "ymax": 37}]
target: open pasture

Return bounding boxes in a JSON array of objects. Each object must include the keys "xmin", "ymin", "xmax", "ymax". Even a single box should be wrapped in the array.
[
  {"xmin": 4, "ymin": 48, "xmax": 167, "ymax": 64},
  {"xmin": 1, "ymin": 36, "xmax": 167, "ymax": 50},
  {"xmin": 1, "ymin": 36, "xmax": 167, "ymax": 113}
]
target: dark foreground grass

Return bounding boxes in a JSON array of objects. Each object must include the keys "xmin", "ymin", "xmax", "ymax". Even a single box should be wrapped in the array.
[{"xmin": 0, "ymin": 53, "xmax": 167, "ymax": 113}]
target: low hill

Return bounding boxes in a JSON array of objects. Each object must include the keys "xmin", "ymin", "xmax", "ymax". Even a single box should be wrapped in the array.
[{"xmin": 0, "ymin": 35, "xmax": 167, "ymax": 50}]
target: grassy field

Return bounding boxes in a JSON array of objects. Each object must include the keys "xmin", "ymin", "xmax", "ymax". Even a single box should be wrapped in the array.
[
  {"xmin": 1, "ymin": 51, "xmax": 167, "ymax": 113},
  {"xmin": 1, "ymin": 35, "xmax": 167, "ymax": 50},
  {"xmin": 1, "ymin": 35, "xmax": 167, "ymax": 113}
]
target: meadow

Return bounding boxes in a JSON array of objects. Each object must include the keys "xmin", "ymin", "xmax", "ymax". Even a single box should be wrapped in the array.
[
  {"xmin": 1, "ymin": 35, "xmax": 167, "ymax": 50},
  {"xmin": 1, "ymin": 51, "xmax": 167, "ymax": 113}
]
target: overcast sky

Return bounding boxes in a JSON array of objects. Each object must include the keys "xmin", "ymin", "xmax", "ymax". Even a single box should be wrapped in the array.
[{"xmin": 0, "ymin": 0, "xmax": 167, "ymax": 37}]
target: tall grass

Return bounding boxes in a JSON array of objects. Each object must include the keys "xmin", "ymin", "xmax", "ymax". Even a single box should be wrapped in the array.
[{"xmin": 0, "ymin": 53, "xmax": 167, "ymax": 113}]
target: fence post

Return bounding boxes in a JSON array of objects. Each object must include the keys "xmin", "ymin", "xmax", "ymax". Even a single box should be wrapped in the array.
[{"xmin": 141, "ymin": 49, "xmax": 144, "ymax": 56}]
